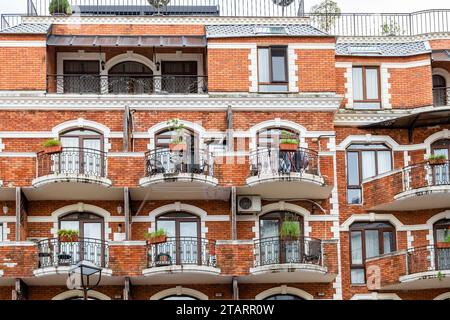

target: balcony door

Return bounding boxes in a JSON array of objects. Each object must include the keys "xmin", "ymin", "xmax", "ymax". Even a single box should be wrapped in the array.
[
  {"xmin": 434, "ymin": 219, "xmax": 450, "ymax": 271},
  {"xmin": 109, "ymin": 61, "xmax": 153, "ymax": 94},
  {"xmin": 156, "ymin": 213, "xmax": 201, "ymax": 265},
  {"xmin": 431, "ymin": 139, "xmax": 450, "ymax": 185},
  {"xmin": 58, "ymin": 212, "xmax": 104, "ymax": 267},
  {"xmin": 161, "ymin": 61, "xmax": 198, "ymax": 93},
  {"xmin": 59, "ymin": 129, "xmax": 104, "ymax": 176},
  {"xmin": 63, "ymin": 60, "xmax": 100, "ymax": 94},
  {"xmin": 259, "ymin": 211, "xmax": 304, "ymax": 265},
  {"xmin": 433, "ymin": 75, "xmax": 447, "ymax": 106}
]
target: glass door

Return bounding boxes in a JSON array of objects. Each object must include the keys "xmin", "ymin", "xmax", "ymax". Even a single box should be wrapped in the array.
[
  {"xmin": 179, "ymin": 221, "xmax": 199, "ymax": 265},
  {"xmin": 432, "ymin": 140, "xmax": 450, "ymax": 185},
  {"xmin": 259, "ymin": 219, "xmax": 280, "ymax": 264},
  {"xmin": 60, "ymin": 137, "xmax": 79, "ymax": 174},
  {"xmin": 83, "ymin": 222, "xmax": 103, "ymax": 265},
  {"xmin": 59, "ymin": 220, "xmax": 80, "ymax": 265},
  {"xmin": 83, "ymin": 139, "xmax": 102, "ymax": 176},
  {"xmin": 434, "ymin": 220, "xmax": 450, "ymax": 271}
]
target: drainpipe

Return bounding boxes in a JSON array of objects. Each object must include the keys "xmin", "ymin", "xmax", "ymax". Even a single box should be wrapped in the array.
[
  {"xmin": 232, "ymin": 277, "xmax": 239, "ymax": 300},
  {"xmin": 231, "ymin": 186, "xmax": 237, "ymax": 240}
]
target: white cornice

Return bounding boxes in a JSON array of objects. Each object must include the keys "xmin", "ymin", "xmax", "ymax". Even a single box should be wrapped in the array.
[
  {"xmin": 22, "ymin": 15, "xmax": 310, "ymax": 26},
  {"xmin": 0, "ymin": 41, "xmax": 46, "ymax": 47},
  {"xmin": 0, "ymin": 94, "xmax": 342, "ymax": 111},
  {"xmin": 336, "ymin": 33, "xmax": 450, "ymax": 44}
]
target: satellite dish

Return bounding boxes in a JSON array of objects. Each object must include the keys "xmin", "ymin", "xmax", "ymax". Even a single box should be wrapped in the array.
[{"xmin": 272, "ymin": 0, "xmax": 295, "ymax": 6}]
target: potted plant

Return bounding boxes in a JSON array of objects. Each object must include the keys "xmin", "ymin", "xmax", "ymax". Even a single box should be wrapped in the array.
[
  {"xmin": 280, "ymin": 220, "xmax": 300, "ymax": 241},
  {"xmin": 279, "ymin": 130, "xmax": 299, "ymax": 151},
  {"xmin": 145, "ymin": 229, "xmax": 168, "ymax": 245},
  {"xmin": 167, "ymin": 118, "xmax": 187, "ymax": 151},
  {"xmin": 41, "ymin": 139, "xmax": 63, "ymax": 155},
  {"xmin": 49, "ymin": 0, "xmax": 73, "ymax": 16},
  {"xmin": 57, "ymin": 229, "xmax": 79, "ymax": 242},
  {"xmin": 428, "ymin": 154, "xmax": 447, "ymax": 165}
]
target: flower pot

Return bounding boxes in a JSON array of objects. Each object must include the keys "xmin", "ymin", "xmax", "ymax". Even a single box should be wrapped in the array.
[
  {"xmin": 41, "ymin": 145, "xmax": 62, "ymax": 155},
  {"xmin": 147, "ymin": 235, "xmax": 167, "ymax": 245},
  {"xmin": 59, "ymin": 235, "xmax": 78, "ymax": 243},
  {"xmin": 429, "ymin": 159, "xmax": 447, "ymax": 165},
  {"xmin": 279, "ymin": 143, "xmax": 298, "ymax": 152},
  {"xmin": 169, "ymin": 143, "xmax": 187, "ymax": 152}
]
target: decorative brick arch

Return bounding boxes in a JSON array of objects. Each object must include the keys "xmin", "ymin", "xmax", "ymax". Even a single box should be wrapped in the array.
[
  {"xmin": 149, "ymin": 286, "xmax": 208, "ymax": 300},
  {"xmin": 255, "ymin": 286, "xmax": 313, "ymax": 300},
  {"xmin": 52, "ymin": 290, "xmax": 111, "ymax": 300},
  {"xmin": 424, "ymin": 129, "xmax": 450, "ymax": 155},
  {"xmin": 434, "ymin": 292, "xmax": 450, "ymax": 300},
  {"xmin": 340, "ymin": 213, "xmax": 404, "ymax": 231},
  {"xmin": 147, "ymin": 119, "xmax": 207, "ymax": 150},
  {"xmin": 104, "ymin": 52, "xmax": 157, "ymax": 74}
]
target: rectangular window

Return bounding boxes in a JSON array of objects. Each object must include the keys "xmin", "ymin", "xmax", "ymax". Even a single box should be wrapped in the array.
[
  {"xmin": 352, "ymin": 66, "xmax": 381, "ymax": 110},
  {"xmin": 258, "ymin": 46, "xmax": 288, "ymax": 93},
  {"xmin": 0, "ymin": 223, "xmax": 3, "ymax": 241}
]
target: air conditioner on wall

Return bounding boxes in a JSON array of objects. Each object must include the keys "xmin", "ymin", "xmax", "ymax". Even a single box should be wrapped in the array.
[{"xmin": 237, "ymin": 196, "xmax": 261, "ymax": 214}]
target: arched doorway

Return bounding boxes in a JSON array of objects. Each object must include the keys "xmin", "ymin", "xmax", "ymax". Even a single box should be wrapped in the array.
[
  {"xmin": 434, "ymin": 219, "xmax": 450, "ymax": 270},
  {"xmin": 433, "ymin": 74, "xmax": 447, "ymax": 106},
  {"xmin": 264, "ymin": 294, "xmax": 304, "ymax": 300},
  {"xmin": 109, "ymin": 61, "xmax": 153, "ymax": 94},
  {"xmin": 431, "ymin": 139, "xmax": 450, "ymax": 185}
]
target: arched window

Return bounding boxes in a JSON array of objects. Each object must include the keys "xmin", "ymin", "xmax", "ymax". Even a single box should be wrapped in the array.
[
  {"xmin": 433, "ymin": 219, "xmax": 450, "ymax": 271},
  {"xmin": 59, "ymin": 212, "xmax": 104, "ymax": 240},
  {"xmin": 109, "ymin": 61, "xmax": 153, "ymax": 94},
  {"xmin": 433, "ymin": 74, "xmax": 447, "ymax": 106},
  {"xmin": 346, "ymin": 144, "xmax": 392, "ymax": 204},
  {"xmin": 264, "ymin": 294, "xmax": 304, "ymax": 300},
  {"xmin": 431, "ymin": 140, "xmax": 450, "ymax": 185},
  {"xmin": 257, "ymin": 212, "xmax": 312, "ymax": 266},
  {"xmin": 257, "ymin": 128, "xmax": 299, "ymax": 149},
  {"xmin": 349, "ymin": 222, "xmax": 395, "ymax": 284},
  {"xmin": 153, "ymin": 212, "xmax": 203, "ymax": 266},
  {"xmin": 161, "ymin": 295, "xmax": 198, "ymax": 300},
  {"xmin": 59, "ymin": 128, "xmax": 104, "ymax": 176}
]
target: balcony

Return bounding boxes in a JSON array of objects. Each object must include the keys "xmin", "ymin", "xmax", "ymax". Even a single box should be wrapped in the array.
[
  {"xmin": 242, "ymin": 237, "xmax": 335, "ymax": 283},
  {"xmin": 137, "ymin": 148, "xmax": 225, "ymax": 200},
  {"xmin": 47, "ymin": 75, "xmax": 208, "ymax": 96},
  {"xmin": 242, "ymin": 147, "xmax": 332, "ymax": 199},
  {"xmin": 362, "ymin": 161, "xmax": 450, "ymax": 211},
  {"xmin": 142, "ymin": 237, "xmax": 222, "ymax": 284},
  {"xmin": 366, "ymin": 245, "xmax": 450, "ymax": 290},
  {"xmin": 35, "ymin": 237, "xmax": 110, "ymax": 277},
  {"xmin": 433, "ymin": 87, "xmax": 450, "ymax": 107}
]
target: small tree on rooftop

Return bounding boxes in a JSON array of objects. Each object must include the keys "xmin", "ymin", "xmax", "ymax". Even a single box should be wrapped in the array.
[{"xmin": 311, "ymin": 0, "xmax": 341, "ymax": 33}]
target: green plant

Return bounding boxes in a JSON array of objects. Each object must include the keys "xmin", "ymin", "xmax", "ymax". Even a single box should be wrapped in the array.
[
  {"xmin": 57, "ymin": 229, "xmax": 79, "ymax": 238},
  {"xmin": 49, "ymin": 0, "xmax": 72, "ymax": 15},
  {"xmin": 167, "ymin": 118, "xmax": 185, "ymax": 144},
  {"xmin": 145, "ymin": 229, "xmax": 167, "ymax": 239},
  {"xmin": 437, "ymin": 271, "xmax": 445, "ymax": 281},
  {"xmin": 311, "ymin": 0, "xmax": 341, "ymax": 33},
  {"xmin": 147, "ymin": 0, "xmax": 171, "ymax": 9},
  {"xmin": 280, "ymin": 138, "xmax": 299, "ymax": 145},
  {"xmin": 42, "ymin": 139, "xmax": 61, "ymax": 148},
  {"xmin": 428, "ymin": 154, "xmax": 447, "ymax": 161},
  {"xmin": 280, "ymin": 221, "xmax": 300, "ymax": 239},
  {"xmin": 381, "ymin": 21, "xmax": 402, "ymax": 36}
]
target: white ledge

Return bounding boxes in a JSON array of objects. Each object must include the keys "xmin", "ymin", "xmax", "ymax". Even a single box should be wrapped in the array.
[
  {"xmin": 32, "ymin": 174, "xmax": 113, "ymax": 188},
  {"xmin": 250, "ymin": 263, "xmax": 328, "ymax": 275},
  {"xmin": 142, "ymin": 265, "xmax": 221, "ymax": 277},
  {"xmin": 246, "ymin": 172, "xmax": 325, "ymax": 186},
  {"xmin": 139, "ymin": 173, "xmax": 218, "ymax": 187},
  {"xmin": 33, "ymin": 266, "xmax": 113, "ymax": 277}
]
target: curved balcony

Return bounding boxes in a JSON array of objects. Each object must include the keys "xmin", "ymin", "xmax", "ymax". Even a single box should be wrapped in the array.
[
  {"xmin": 35, "ymin": 237, "xmax": 110, "ymax": 277},
  {"xmin": 362, "ymin": 161, "xmax": 450, "ymax": 211},
  {"xmin": 366, "ymin": 245, "xmax": 450, "ymax": 290},
  {"xmin": 245, "ymin": 237, "xmax": 335, "ymax": 283},
  {"xmin": 142, "ymin": 237, "xmax": 221, "ymax": 284},
  {"xmin": 243, "ymin": 148, "xmax": 332, "ymax": 199},
  {"xmin": 138, "ymin": 148, "xmax": 221, "ymax": 200}
]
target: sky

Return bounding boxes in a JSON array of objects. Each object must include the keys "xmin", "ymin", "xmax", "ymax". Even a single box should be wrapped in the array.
[{"xmin": 0, "ymin": 0, "xmax": 449, "ymax": 15}]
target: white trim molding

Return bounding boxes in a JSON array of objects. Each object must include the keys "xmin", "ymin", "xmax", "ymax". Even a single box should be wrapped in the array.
[
  {"xmin": 434, "ymin": 292, "xmax": 450, "ymax": 300},
  {"xmin": 0, "ymin": 41, "xmax": 46, "ymax": 47},
  {"xmin": 255, "ymin": 286, "xmax": 313, "ymax": 300},
  {"xmin": 104, "ymin": 51, "xmax": 156, "ymax": 74},
  {"xmin": 340, "ymin": 213, "xmax": 404, "ymax": 231},
  {"xmin": 149, "ymin": 286, "xmax": 208, "ymax": 300},
  {"xmin": 432, "ymin": 68, "xmax": 450, "ymax": 86},
  {"xmin": 147, "ymin": 119, "xmax": 207, "ymax": 150},
  {"xmin": 52, "ymin": 290, "xmax": 111, "ymax": 300},
  {"xmin": 351, "ymin": 293, "xmax": 401, "ymax": 300}
]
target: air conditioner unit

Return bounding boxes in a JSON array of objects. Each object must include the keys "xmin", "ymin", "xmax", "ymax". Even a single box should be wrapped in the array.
[{"xmin": 237, "ymin": 196, "xmax": 261, "ymax": 214}]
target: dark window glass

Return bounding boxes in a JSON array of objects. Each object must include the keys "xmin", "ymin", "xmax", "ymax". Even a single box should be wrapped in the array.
[
  {"xmin": 352, "ymin": 66, "xmax": 381, "ymax": 110},
  {"xmin": 258, "ymin": 46, "xmax": 288, "ymax": 93},
  {"xmin": 265, "ymin": 294, "xmax": 303, "ymax": 300}
]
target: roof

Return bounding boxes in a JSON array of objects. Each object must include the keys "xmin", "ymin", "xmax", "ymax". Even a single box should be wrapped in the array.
[
  {"xmin": 336, "ymin": 41, "xmax": 430, "ymax": 57},
  {"xmin": 205, "ymin": 24, "xmax": 328, "ymax": 38},
  {"xmin": 0, "ymin": 23, "xmax": 51, "ymax": 34}
]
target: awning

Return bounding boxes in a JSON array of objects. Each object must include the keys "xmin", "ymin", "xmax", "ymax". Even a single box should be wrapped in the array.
[
  {"xmin": 47, "ymin": 35, "xmax": 207, "ymax": 47},
  {"xmin": 432, "ymin": 50, "xmax": 450, "ymax": 62},
  {"xmin": 361, "ymin": 108, "xmax": 450, "ymax": 142}
]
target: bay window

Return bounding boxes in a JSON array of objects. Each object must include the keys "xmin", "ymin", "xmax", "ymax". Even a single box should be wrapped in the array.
[
  {"xmin": 346, "ymin": 144, "xmax": 392, "ymax": 204},
  {"xmin": 352, "ymin": 66, "xmax": 381, "ymax": 109},
  {"xmin": 350, "ymin": 222, "xmax": 395, "ymax": 284},
  {"xmin": 258, "ymin": 46, "xmax": 288, "ymax": 93}
]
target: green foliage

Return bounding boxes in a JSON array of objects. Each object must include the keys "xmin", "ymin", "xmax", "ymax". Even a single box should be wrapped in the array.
[
  {"xmin": 57, "ymin": 229, "xmax": 79, "ymax": 237},
  {"xmin": 280, "ymin": 138, "xmax": 299, "ymax": 145},
  {"xmin": 145, "ymin": 229, "xmax": 167, "ymax": 239},
  {"xmin": 49, "ymin": 0, "xmax": 72, "ymax": 15},
  {"xmin": 280, "ymin": 221, "xmax": 300, "ymax": 239},
  {"xmin": 437, "ymin": 271, "xmax": 445, "ymax": 281},
  {"xmin": 381, "ymin": 21, "xmax": 403, "ymax": 36},
  {"xmin": 147, "ymin": 0, "xmax": 171, "ymax": 9},
  {"xmin": 42, "ymin": 139, "xmax": 61, "ymax": 147},
  {"xmin": 311, "ymin": 0, "xmax": 341, "ymax": 32},
  {"xmin": 428, "ymin": 154, "xmax": 447, "ymax": 161},
  {"xmin": 167, "ymin": 118, "xmax": 185, "ymax": 144}
]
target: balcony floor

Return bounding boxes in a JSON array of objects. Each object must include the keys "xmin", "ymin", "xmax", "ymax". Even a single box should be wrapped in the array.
[
  {"xmin": 379, "ymin": 270, "xmax": 450, "ymax": 290},
  {"xmin": 140, "ymin": 265, "xmax": 229, "ymax": 285},
  {"xmin": 23, "ymin": 184, "xmax": 123, "ymax": 201}
]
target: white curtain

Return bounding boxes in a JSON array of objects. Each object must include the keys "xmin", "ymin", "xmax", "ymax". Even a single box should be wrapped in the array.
[
  {"xmin": 361, "ymin": 151, "xmax": 376, "ymax": 179},
  {"xmin": 352, "ymin": 68, "xmax": 364, "ymax": 100},
  {"xmin": 365, "ymin": 68, "xmax": 379, "ymax": 100},
  {"xmin": 365, "ymin": 230, "xmax": 380, "ymax": 258},
  {"xmin": 258, "ymin": 48, "xmax": 270, "ymax": 83},
  {"xmin": 377, "ymin": 151, "xmax": 392, "ymax": 174},
  {"xmin": 351, "ymin": 232, "xmax": 362, "ymax": 264}
]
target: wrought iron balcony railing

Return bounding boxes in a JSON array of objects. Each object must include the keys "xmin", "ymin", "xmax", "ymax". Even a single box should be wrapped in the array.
[
  {"xmin": 37, "ymin": 237, "xmax": 109, "ymax": 268},
  {"xmin": 36, "ymin": 147, "xmax": 107, "ymax": 179},
  {"xmin": 249, "ymin": 147, "xmax": 319, "ymax": 178},
  {"xmin": 147, "ymin": 236, "xmax": 216, "ymax": 268},
  {"xmin": 433, "ymin": 87, "xmax": 450, "ymax": 107},
  {"xmin": 47, "ymin": 74, "xmax": 208, "ymax": 95},
  {"xmin": 401, "ymin": 161, "xmax": 450, "ymax": 192},
  {"xmin": 144, "ymin": 148, "xmax": 214, "ymax": 177},
  {"xmin": 407, "ymin": 245, "xmax": 450, "ymax": 274},
  {"xmin": 254, "ymin": 236, "xmax": 323, "ymax": 268}
]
